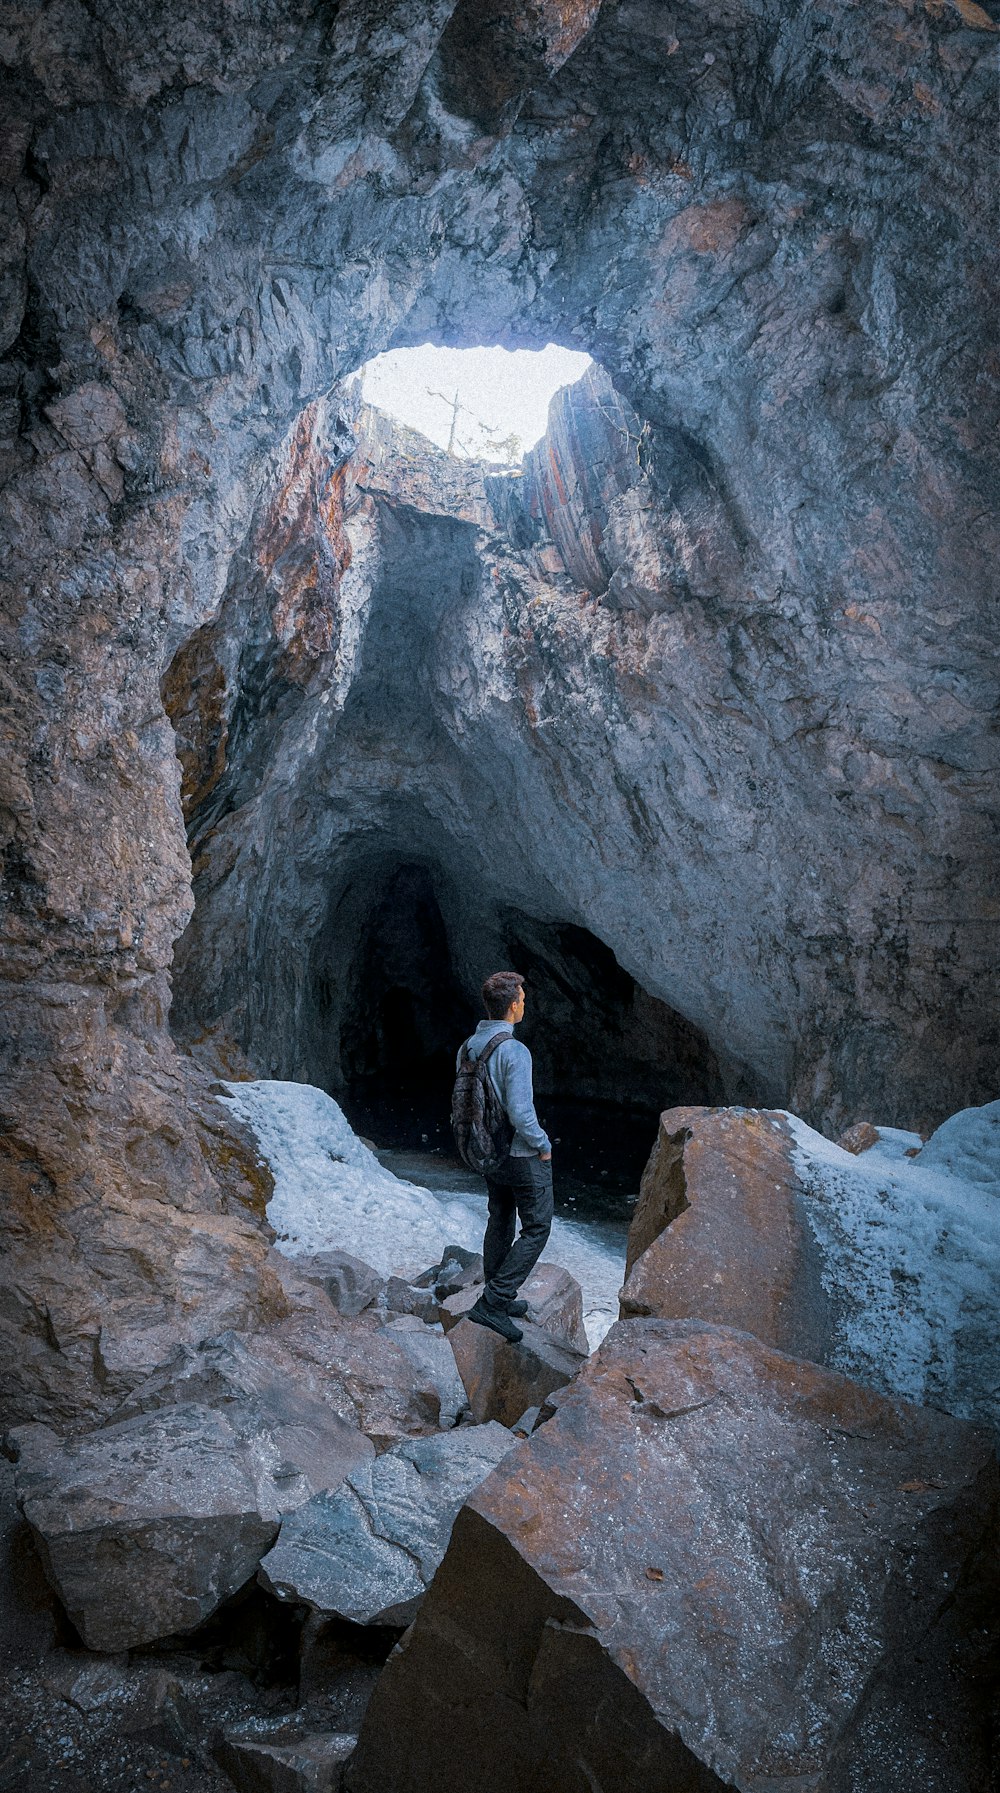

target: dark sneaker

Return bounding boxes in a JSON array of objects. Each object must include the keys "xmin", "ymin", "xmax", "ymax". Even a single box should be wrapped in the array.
[
  {"xmin": 467, "ymin": 1297, "xmax": 523, "ymax": 1344},
  {"xmin": 505, "ymin": 1300, "xmax": 529, "ymax": 1319}
]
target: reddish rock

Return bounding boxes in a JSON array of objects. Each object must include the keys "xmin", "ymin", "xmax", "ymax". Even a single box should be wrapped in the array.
[
  {"xmin": 346, "ymin": 1320, "xmax": 999, "ymax": 1793},
  {"xmin": 441, "ymin": 1263, "xmax": 588, "ymax": 1358},
  {"xmin": 447, "ymin": 1318, "xmax": 586, "ymax": 1428},
  {"xmin": 619, "ymin": 1107, "xmax": 827, "ymax": 1366},
  {"xmin": 836, "ymin": 1121, "xmax": 881, "ymax": 1155}
]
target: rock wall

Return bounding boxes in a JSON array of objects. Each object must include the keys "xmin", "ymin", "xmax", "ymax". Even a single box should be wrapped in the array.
[{"xmin": 1, "ymin": 0, "xmax": 997, "ymax": 1420}]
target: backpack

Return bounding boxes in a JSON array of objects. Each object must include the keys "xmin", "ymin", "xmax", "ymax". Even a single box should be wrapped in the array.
[{"xmin": 451, "ymin": 1032, "xmax": 515, "ymax": 1176}]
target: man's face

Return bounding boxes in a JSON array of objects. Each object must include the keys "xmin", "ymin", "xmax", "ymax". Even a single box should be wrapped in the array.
[{"xmin": 509, "ymin": 985, "xmax": 526, "ymax": 1023}]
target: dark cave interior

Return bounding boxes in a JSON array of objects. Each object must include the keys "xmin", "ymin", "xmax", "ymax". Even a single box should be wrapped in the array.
[{"xmin": 325, "ymin": 856, "xmax": 724, "ymax": 1189}]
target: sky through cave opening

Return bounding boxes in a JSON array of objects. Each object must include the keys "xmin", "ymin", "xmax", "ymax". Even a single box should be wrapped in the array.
[{"xmin": 358, "ymin": 341, "xmax": 593, "ymax": 462}]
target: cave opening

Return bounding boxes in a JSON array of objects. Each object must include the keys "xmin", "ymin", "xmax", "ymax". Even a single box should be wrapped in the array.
[
  {"xmin": 320, "ymin": 852, "xmax": 724, "ymax": 1211},
  {"xmin": 163, "ymin": 329, "xmax": 733, "ymax": 1220}
]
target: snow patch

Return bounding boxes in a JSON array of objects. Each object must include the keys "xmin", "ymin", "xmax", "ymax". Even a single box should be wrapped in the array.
[
  {"xmin": 219, "ymin": 1080, "xmax": 624, "ymax": 1348},
  {"xmin": 787, "ymin": 1101, "xmax": 1000, "ymax": 1430}
]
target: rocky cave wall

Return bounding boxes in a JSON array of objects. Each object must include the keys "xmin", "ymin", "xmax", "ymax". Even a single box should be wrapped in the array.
[
  {"xmin": 1, "ymin": 0, "xmax": 997, "ymax": 1421},
  {"xmin": 166, "ymin": 379, "xmax": 729, "ymax": 1120}
]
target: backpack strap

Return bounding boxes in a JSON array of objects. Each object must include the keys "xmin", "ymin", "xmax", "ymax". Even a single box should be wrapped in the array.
[{"xmin": 463, "ymin": 1031, "xmax": 509, "ymax": 1067}]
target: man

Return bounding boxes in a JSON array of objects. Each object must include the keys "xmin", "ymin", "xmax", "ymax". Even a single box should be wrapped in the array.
[{"xmin": 459, "ymin": 970, "xmax": 552, "ymax": 1344}]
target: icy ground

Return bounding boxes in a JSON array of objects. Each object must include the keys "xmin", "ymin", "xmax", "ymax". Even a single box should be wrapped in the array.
[
  {"xmin": 787, "ymin": 1101, "xmax": 1000, "ymax": 1431},
  {"xmin": 219, "ymin": 1080, "xmax": 625, "ymax": 1348}
]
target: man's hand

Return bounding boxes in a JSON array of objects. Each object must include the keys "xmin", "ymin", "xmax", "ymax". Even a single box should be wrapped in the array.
[{"xmin": 539, "ymin": 1151, "xmax": 552, "ymax": 1161}]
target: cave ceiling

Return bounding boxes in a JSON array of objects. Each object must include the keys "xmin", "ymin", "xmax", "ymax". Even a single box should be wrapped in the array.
[{"xmin": 0, "ymin": 0, "xmax": 997, "ymax": 1419}]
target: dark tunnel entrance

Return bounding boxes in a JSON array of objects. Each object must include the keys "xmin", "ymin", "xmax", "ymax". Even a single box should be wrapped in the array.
[
  {"xmin": 338, "ymin": 863, "xmax": 470, "ymax": 1098},
  {"xmin": 333, "ymin": 859, "xmax": 724, "ymax": 1215}
]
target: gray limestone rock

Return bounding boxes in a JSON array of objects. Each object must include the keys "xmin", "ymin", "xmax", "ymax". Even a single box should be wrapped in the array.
[
  {"xmin": 291, "ymin": 1251, "xmax": 385, "ymax": 1318},
  {"xmin": 11, "ymin": 1386, "xmax": 372, "ymax": 1650},
  {"xmin": 258, "ymin": 1424, "xmax": 518, "ymax": 1628},
  {"xmin": 379, "ymin": 1320, "xmax": 469, "ymax": 1430}
]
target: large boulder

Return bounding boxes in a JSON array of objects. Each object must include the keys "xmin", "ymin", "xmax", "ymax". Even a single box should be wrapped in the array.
[
  {"xmin": 619, "ymin": 1106, "xmax": 819, "ymax": 1349},
  {"xmin": 620, "ymin": 1104, "xmax": 1000, "ymax": 1431},
  {"xmin": 447, "ymin": 1318, "xmax": 586, "ymax": 1427},
  {"xmin": 441, "ymin": 1263, "xmax": 589, "ymax": 1356},
  {"xmin": 259, "ymin": 1424, "xmax": 517, "ymax": 1629},
  {"xmin": 12, "ymin": 1382, "xmax": 373, "ymax": 1650},
  {"xmin": 118, "ymin": 1317, "xmax": 447, "ymax": 1452},
  {"xmin": 345, "ymin": 1319, "xmax": 999, "ymax": 1793}
]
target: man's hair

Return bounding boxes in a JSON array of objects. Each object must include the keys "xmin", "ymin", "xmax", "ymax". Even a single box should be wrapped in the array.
[{"xmin": 482, "ymin": 970, "xmax": 525, "ymax": 1020}]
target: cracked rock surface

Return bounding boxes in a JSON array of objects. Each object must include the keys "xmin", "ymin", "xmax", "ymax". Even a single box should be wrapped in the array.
[
  {"xmin": 346, "ymin": 1317, "xmax": 1000, "ymax": 1793},
  {"xmin": 259, "ymin": 1422, "xmax": 518, "ymax": 1628}
]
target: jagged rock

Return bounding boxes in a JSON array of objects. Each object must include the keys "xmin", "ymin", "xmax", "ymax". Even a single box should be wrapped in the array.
[
  {"xmin": 447, "ymin": 1318, "xmax": 586, "ymax": 1428},
  {"xmin": 217, "ymin": 1723, "xmax": 356, "ymax": 1793},
  {"xmin": 119, "ymin": 1665, "xmax": 214, "ymax": 1755},
  {"xmin": 383, "ymin": 1278, "xmax": 440, "ymax": 1325},
  {"xmin": 345, "ymin": 1319, "xmax": 999, "ymax": 1793},
  {"xmin": 11, "ymin": 1383, "xmax": 373, "ymax": 1650},
  {"xmin": 117, "ymin": 1318, "xmax": 446, "ymax": 1453},
  {"xmin": 433, "ymin": 1247, "xmax": 485, "ymax": 1302},
  {"xmin": 292, "ymin": 1251, "xmax": 384, "ymax": 1318},
  {"xmin": 379, "ymin": 1321, "xmax": 469, "ymax": 1430},
  {"xmin": 619, "ymin": 1104, "xmax": 1000, "ymax": 1430},
  {"xmin": 619, "ymin": 1107, "xmax": 819, "ymax": 1352},
  {"xmin": 441, "ymin": 1263, "xmax": 589, "ymax": 1357},
  {"xmin": 439, "ymin": 1287, "xmax": 486, "ymax": 1330},
  {"xmin": 516, "ymin": 1264, "xmax": 589, "ymax": 1355},
  {"xmin": 510, "ymin": 1406, "xmax": 542, "ymax": 1438},
  {"xmin": 259, "ymin": 1425, "xmax": 518, "ymax": 1629}
]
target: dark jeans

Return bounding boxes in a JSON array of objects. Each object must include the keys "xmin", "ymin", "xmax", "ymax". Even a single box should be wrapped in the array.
[{"xmin": 482, "ymin": 1155, "xmax": 553, "ymax": 1307}]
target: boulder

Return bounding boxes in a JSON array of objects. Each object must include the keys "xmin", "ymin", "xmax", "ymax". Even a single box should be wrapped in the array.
[
  {"xmin": 379, "ymin": 1321, "xmax": 469, "ymax": 1429},
  {"xmin": 12, "ymin": 1388, "xmax": 373, "ymax": 1650},
  {"xmin": 619, "ymin": 1104, "xmax": 1000, "ymax": 1431},
  {"xmin": 269, "ymin": 1313, "xmax": 448, "ymax": 1448},
  {"xmin": 117, "ymin": 1318, "xmax": 445, "ymax": 1452},
  {"xmin": 440, "ymin": 1262, "xmax": 588, "ymax": 1356},
  {"xmin": 345, "ymin": 1319, "xmax": 999, "ymax": 1793},
  {"xmin": 217, "ymin": 1723, "xmax": 356, "ymax": 1792},
  {"xmin": 259, "ymin": 1424, "xmax": 518, "ymax": 1629},
  {"xmin": 619, "ymin": 1107, "xmax": 823, "ymax": 1359},
  {"xmin": 41, "ymin": 1648, "xmax": 130, "ymax": 1712},
  {"xmin": 516, "ymin": 1264, "xmax": 589, "ymax": 1354},
  {"xmin": 447, "ymin": 1318, "xmax": 586, "ymax": 1427},
  {"xmin": 433, "ymin": 1247, "xmax": 485, "ymax": 1302},
  {"xmin": 292, "ymin": 1251, "xmax": 385, "ymax": 1318}
]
